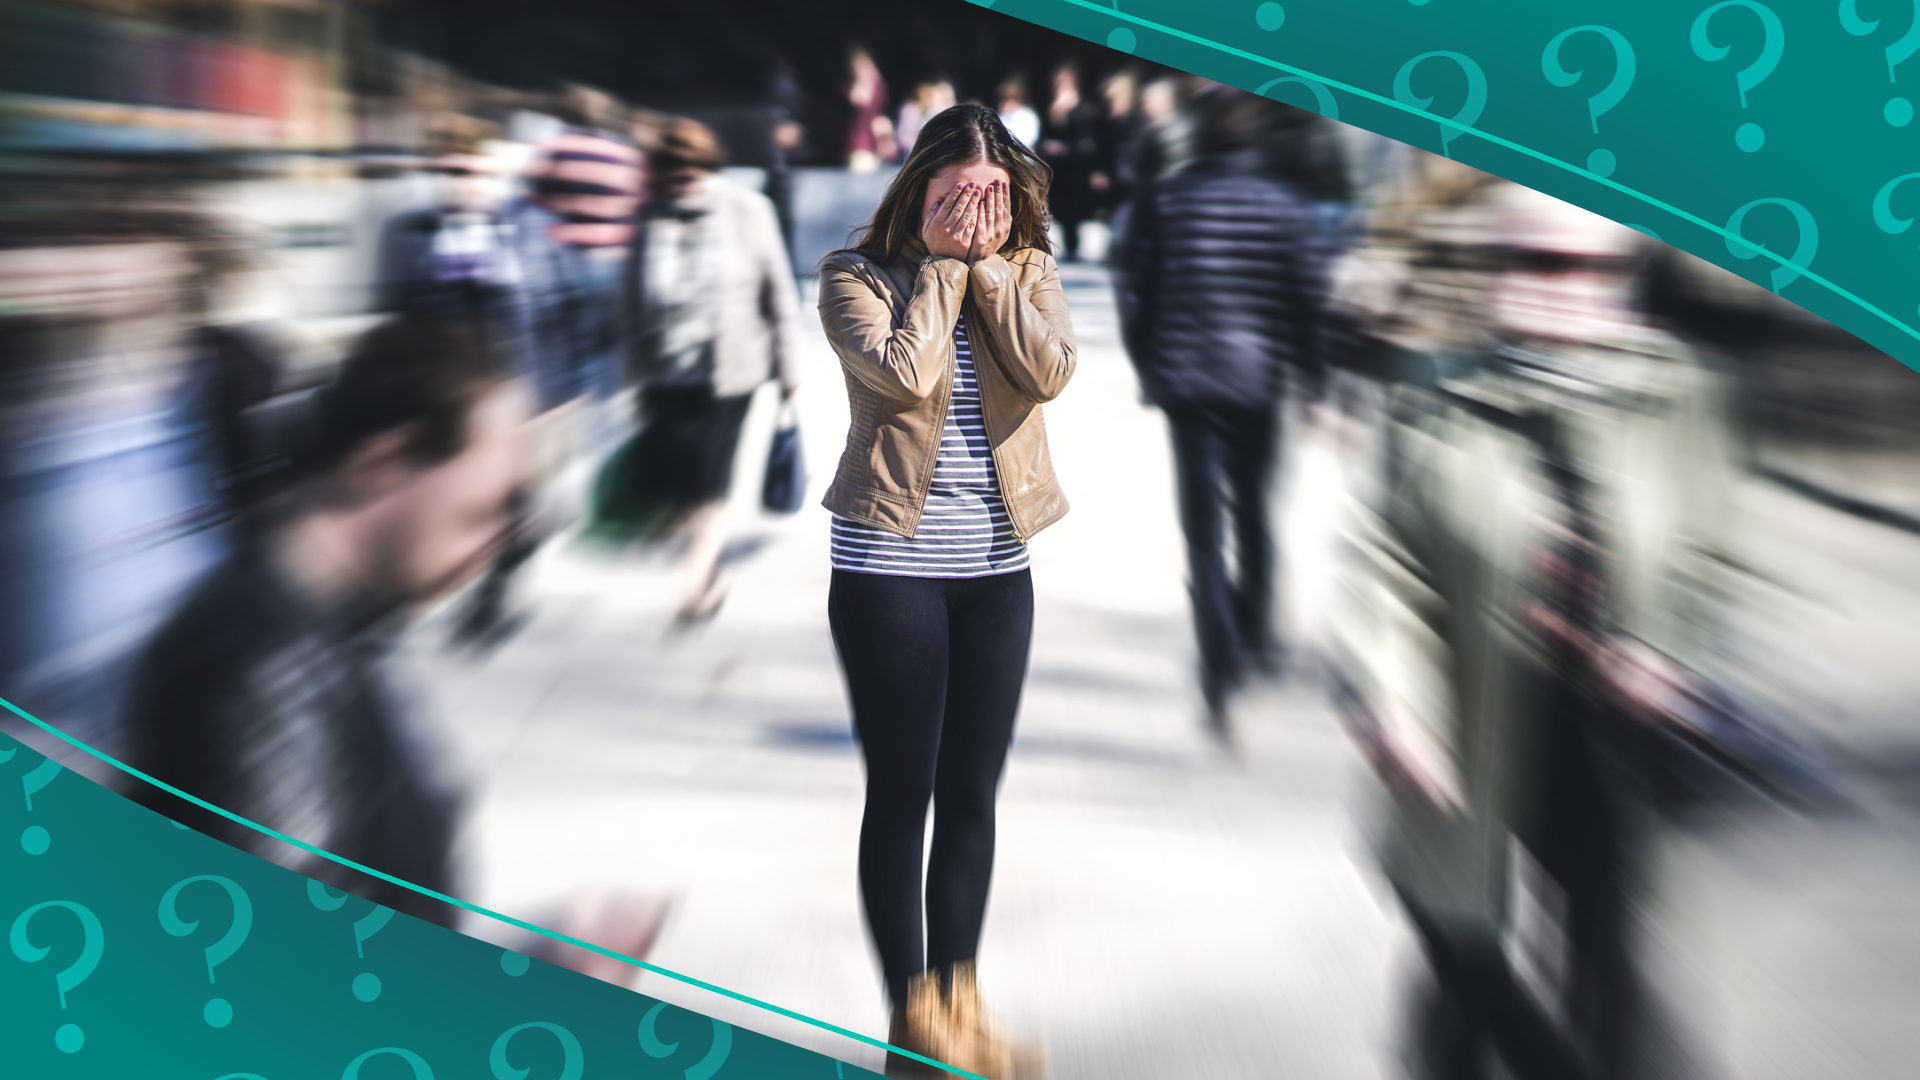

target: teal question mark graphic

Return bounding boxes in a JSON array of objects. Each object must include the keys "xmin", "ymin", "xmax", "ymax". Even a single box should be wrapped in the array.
[
  {"xmin": 501, "ymin": 947, "xmax": 532, "ymax": 976},
  {"xmin": 640, "ymin": 1002, "xmax": 734, "ymax": 1080},
  {"xmin": 159, "ymin": 875, "xmax": 253, "ymax": 1029},
  {"xmin": 1840, "ymin": 0, "xmax": 1920, "ymax": 125},
  {"xmin": 20, "ymin": 755, "xmax": 62, "ymax": 855},
  {"xmin": 1871, "ymin": 172, "xmax": 1920, "ymax": 314},
  {"xmin": 341, "ymin": 1047, "xmax": 434, "ymax": 1080},
  {"xmin": 1255, "ymin": 75, "xmax": 1339, "ymax": 120},
  {"xmin": 1725, "ymin": 197, "xmax": 1818, "ymax": 293},
  {"xmin": 1542, "ymin": 25, "xmax": 1637, "ymax": 178},
  {"xmin": 490, "ymin": 1022, "xmax": 584, "ymax": 1080},
  {"xmin": 10, "ymin": 900, "xmax": 105, "ymax": 1053},
  {"xmin": 1393, "ymin": 51, "xmax": 1488, "ymax": 159},
  {"xmin": 1690, "ymin": 1, "xmax": 1784, "ymax": 151},
  {"xmin": 308, "ymin": 880, "xmax": 395, "ymax": 1002},
  {"xmin": 213, "ymin": 1074, "xmax": 272, "ymax": 1079}
]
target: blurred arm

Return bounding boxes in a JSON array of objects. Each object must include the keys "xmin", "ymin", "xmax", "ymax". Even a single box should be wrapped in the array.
[
  {"xmin": 1114, "ymin": 182, "xmax": 1160, "ymax": 372},
  {"xmin": 817, "ymin": 254, "xmax": 968, "ymax": 404},
  {"xmin": 752, "ymin": 192, "xmax": 803, "ymax": 394},
  {"xmin": 965, "ymin": 251, "xmax": 1076, "ymax": 404}
]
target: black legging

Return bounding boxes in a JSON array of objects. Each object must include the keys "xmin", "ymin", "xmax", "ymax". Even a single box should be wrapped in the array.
[{"xmin": 827, "ymin": 568, "xmax": 1035, "ymax": 1007}]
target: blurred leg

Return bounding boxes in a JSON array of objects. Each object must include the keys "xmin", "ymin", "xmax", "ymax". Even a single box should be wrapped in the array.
[
  {"xmin": 1533, "ymin": 692, "xmax": 1641, "ymax": 1080},
  {"xmin": 925, "ymin": 569, "xmax": 1034, "ymax": 975},
  {"xmin": 676, "ymin": 499, "xmax": 729, "ymax": 619},
  {"xmin": 1225, "ymin": 403, "xmax": 1281, "ymax": 671},
  {"xmin": 1402, "ymin": 899, "xmax": 1592, "ymax": 1080},
  {"xmin": 829, "ymin": 570, "xmax": 951, "ymax": 1007},
  {"xmin": 1166, "ymin": 404, "xmax": 1242, "ymax": 708}
]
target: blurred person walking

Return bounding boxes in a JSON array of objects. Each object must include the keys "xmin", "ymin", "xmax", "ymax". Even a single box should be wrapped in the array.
[
  {"xmin": 817, "ymin": 103, "xmax": 1074, "ymax": 1079},
  {"xmin": 625, "ymin": 118, "xmax": 800, "ymax": 626},
  {"xmin": 375, "ymin": 143, "xmax": 518, "ymax": 335},
  {"xmin": 1106, "ymin": 74, "xmax": 1198, "ymax": 264},
  {"xmin": 1038, "ymin": 62, "xmax": 1099, "ymax": 263},
  {"xmin": 847, "ymin": 45, "xmax": 895, "ymax": 174},
  {"xmin": 768, "ymin": 59, "xmax": 813, "ymax": 259},
  {"xmin": 1088, "ymin": 69, "xmax": 1139, "ymax": 233},
  {"xmin": 996, "ymin": 77, "xmax": 1041, "ymax": 150},
  {"xmin": 895, "ymin": 80, "xmax": 957, "ymax": 162},
  {"xmin": 1328, "ymin": 181, "xmax": 1747, "ymax": 1080},
  {"xmin": 0, "ymin": 206, "xmax": 257, "ymax": 753},
  {"xmin": 1114, "ymin": 88, "xmax": 1324, "ymax": 739},
  {"xmin": 122, "ymin": 317, "xmax": 532, "ymax": 929},
  {"xmin": 453, "ymin": 121, "xmax": 645, "ymax": 647}
]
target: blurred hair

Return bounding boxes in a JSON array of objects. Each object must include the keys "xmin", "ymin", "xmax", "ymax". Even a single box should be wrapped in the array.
[
  {"xmin": 650, "ymin": 118, "xmax": 728, "ymax": 175},
  {"xmin": 313, "ymin": 317, "xmax": 509, "ymax": 474},
  {"xmin": 1194, "ymin": 88, "xmax": 1290, "ymax": 156},
  {"xmin": 836, "ymin": 103, "xmax": 1053, "ymax": 266},
  {"xmin": 629, "ymin": 108, "xmax": 671, "ymax": 156},
  {"xmin": 563, "ymin": 83, "xmax": 629, "ymax": 133},
  {"xmin": 424, "ymin": 113, "xmax": 499, "ymax": 159}
]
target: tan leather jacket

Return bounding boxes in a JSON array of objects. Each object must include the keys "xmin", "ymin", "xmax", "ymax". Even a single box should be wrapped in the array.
[{"xmin": 817, "ymin": 240, "xmax": 1076, "ymax": 541}]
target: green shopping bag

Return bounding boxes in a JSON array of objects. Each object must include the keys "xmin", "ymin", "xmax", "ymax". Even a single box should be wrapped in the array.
[{"xmin": 579, "ymin": 432, "xmax": 673, "ymax": 547}]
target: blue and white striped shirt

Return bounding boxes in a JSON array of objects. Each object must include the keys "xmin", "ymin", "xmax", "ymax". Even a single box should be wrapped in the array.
[{"xmin": 830, "ymin": 317, "xmax": 1030, "ymax": 579}]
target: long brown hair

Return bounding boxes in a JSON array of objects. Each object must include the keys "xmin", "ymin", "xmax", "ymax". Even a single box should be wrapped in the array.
[{"xmin": 836, "ymin": 103, "xmax": 1052, "ymax": 266}]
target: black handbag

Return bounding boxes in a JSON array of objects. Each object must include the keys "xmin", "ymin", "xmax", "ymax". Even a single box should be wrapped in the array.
[{"xmin": 761, "ymin": 399, "xmax": 805, "ymax": 515}]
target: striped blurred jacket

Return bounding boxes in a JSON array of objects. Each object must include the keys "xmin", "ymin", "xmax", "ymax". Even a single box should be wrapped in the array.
[{"xmin": 532, "ymin": 128, "xmax": 645, "ymax": 248}]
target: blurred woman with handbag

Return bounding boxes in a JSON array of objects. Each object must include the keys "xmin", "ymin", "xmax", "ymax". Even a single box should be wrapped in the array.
[{"xmin": 625, "ymin": 118, "xmax": 800, "ymax": 626}]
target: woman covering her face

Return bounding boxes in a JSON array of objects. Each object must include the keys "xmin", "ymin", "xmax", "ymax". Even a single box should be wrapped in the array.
[{"xmin": 815, "ymin": 103, "xmax": 1075, "ymax": 1079}]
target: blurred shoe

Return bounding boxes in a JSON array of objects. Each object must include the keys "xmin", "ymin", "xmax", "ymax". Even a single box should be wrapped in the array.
[
  {"xmin": 1246, "ymin": 640, "xmax": 1288, "ymax": 682},
  {"xmin": 885, "ymin": 972, "xmax": 950, "ymax": 1078},
  {"xmin": 673, "ymin": 564, "xmax": 730, "ymax": 630},
  {"xmin": 946, "ymin": 961, "xmax": 1049, "ymax": 1080},
  {"xmin": 1202, "ymin": 671, "xmax": 1238, "ymax": 748},
  {"xmin": 672, "ymin": 582, "xmax": 728, "ymax": 631}
]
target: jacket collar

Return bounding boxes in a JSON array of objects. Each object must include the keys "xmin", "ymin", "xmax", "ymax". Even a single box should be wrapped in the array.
[{"xmin": 1186, "ymin": 148, "xmax": 1269, "ymax": 176}]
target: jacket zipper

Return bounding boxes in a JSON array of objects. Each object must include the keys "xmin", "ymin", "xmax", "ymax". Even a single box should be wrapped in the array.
[{"xmin": 967, "ymin": 296, "xmax": 1028, "ymax": 543}]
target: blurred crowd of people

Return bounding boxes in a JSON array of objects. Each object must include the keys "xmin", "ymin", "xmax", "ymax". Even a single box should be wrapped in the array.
[
  {"xmin": 0, "ymin": 77, "xmax": 800, "ymax": 968},
  {"xmin": 1105, "ymin": 84, "xmax": 1855, "ymax": 1080}
]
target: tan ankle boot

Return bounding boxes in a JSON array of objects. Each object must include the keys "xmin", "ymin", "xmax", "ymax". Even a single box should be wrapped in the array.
[
  {"xmin": 942, "ymin": 962, "xmax": 1025, "ymax": 1080},
  {"xmin": 885, "ymin": 972, "xmax": 951, "ymax": 1078}
]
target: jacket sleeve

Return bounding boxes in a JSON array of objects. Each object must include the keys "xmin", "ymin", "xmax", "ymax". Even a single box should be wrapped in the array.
[
  {"xmin": 965, "ymin": 252, "xmax": 1077, "ymax": 404},
  {"xmin": 1114, "ymin": 186, "xmax": 1160, "ymax": 374},
  {"xmin": 817, "ymin": 253, "xmax": 969, "ymax": 404},
  {"xmin": 1290, "ymin": 199, "xmax": 1329, "ymax": 403},
  {"xmin": 751, "ymin": 192, "xmax": 803, "ymax": 392}
]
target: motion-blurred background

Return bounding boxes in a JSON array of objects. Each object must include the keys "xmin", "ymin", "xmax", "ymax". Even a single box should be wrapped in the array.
[{"xmin": 5, "ymin": 2, "xmax": 1920, "ymax": 1078}]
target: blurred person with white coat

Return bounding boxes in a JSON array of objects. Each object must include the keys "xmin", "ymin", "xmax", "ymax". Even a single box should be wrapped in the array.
[
  {"xmin": 623, "ymin": 118, "xmax": 800, "ymax": 626},
  {"xmin": 1328, "ymin": 180, "xmax": 1748, "ymax": 1080}
]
